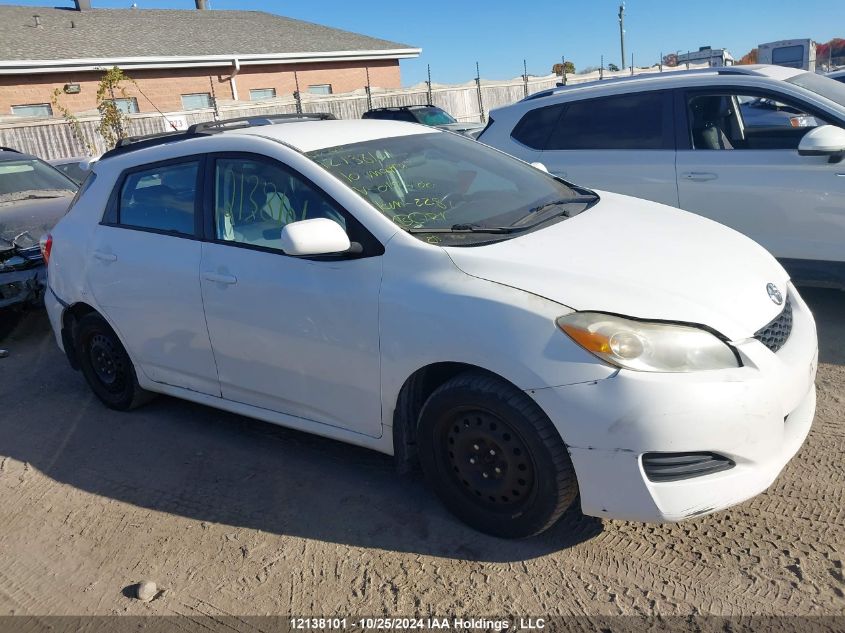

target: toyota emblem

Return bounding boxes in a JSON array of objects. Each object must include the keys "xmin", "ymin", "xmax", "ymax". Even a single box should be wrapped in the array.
[{"xmin": 767, "ymin": 283, "xmax": 783, "ymax": 306}]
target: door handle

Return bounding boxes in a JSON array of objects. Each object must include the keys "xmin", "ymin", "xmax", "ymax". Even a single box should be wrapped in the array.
[
  {"xmin": 92, "ymin": 251, "xmax": 117, "ymax": 262},
  {"xmin": 681, "ymin": 172, "xmax": 718, "ymax": 182},
  {"xmin": 202, "ymin": 272, "xmax": 238, "ymax": 285}
]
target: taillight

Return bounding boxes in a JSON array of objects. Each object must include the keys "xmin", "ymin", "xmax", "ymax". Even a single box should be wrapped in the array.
[{"xmin": 40, "ymin": 233, "xmax": 53, "ymax": 265}]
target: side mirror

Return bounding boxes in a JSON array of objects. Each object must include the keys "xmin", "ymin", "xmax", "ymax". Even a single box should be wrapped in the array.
[
  {"xmin": 530, "ymin": 161, "xmax": 549, "ymax": 173},
  {"xmin": 279, "ymin": 218, "xmax": 351, "ymax": 256},
  {"xmin": 798, "ymin": 125, "xmax": 845, "ymax": 159}
]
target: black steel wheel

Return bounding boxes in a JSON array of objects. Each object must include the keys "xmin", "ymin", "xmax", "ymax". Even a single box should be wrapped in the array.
[
  {"xmin": 445, "ymin": 409, "xmax": 536, "ymax": 511},
  {"xmin": 76, "ymin": 313, "xmax": 153, "ymax": 411},
  {"xmin": 418, "ymin": 371, "xmax": 578, "ymax": 538}
]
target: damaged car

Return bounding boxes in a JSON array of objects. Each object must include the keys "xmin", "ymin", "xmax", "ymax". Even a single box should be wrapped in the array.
[{"xmin": 0, "ymin": 148, "xmax": 77, "ymax": 309}]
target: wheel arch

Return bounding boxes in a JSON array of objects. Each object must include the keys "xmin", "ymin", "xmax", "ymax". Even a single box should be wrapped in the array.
[
  {"xmin": 60, "ymin": 301, "xmax": 100, "ymax": 370},
  {"xmin": 392, "ymin": 361, "xmax": 553, "ymax": 473}
]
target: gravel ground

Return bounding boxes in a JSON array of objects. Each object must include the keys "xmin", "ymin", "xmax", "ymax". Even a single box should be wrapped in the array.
[{"xmin": 0, "ymin": 289, "xmax": 843, "ymax": 620}]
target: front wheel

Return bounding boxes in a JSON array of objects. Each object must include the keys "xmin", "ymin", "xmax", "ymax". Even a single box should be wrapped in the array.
[
  {"xmin": 76, "ymin": 313, "xmax": 154, "ymax": 411},
  {"xmin": 418, "ymin": 372, "xmax": 578, "ymax": 538}
]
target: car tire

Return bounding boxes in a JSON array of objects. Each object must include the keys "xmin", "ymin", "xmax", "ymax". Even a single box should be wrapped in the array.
[
  {"xmin": 76, "ymin": 313, "xmax": 154, "ymax": 411},
  {"xmin": 418, "ymin": 371, "xmax": 578, "ymax": 538}
]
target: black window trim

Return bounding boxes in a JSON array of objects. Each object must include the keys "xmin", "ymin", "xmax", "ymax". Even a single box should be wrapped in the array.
[
  {"xmin": 202, "ymin": 151, "xmax": 385, "ymax": 260},
  {"xmin": 674, "ymin": 85, "xmax": 842, "ymax": 151},
  {"xmin": 101, "ymin": 153, "xmax": 207, "ymax": 241}
]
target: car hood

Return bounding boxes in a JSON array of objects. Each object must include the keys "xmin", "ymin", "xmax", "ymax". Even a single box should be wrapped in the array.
[
  {"xmin": 444, "ymin": 191, "xmax": 789, "ymax": 341},
  {"xmin": 0, "ymin": 194, "xmax": 72, "ymax": 248}
]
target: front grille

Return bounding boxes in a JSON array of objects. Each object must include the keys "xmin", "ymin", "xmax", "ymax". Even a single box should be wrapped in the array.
[
  {"xmin": 642, "ymin": 452, "xmax": 735, "ymax": 482},
  {"xmin": 754, "ymin": 296, "xmax": 793, "ymax": 354}
]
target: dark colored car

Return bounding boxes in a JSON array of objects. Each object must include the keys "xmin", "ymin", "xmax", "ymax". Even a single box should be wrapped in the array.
[
  {"xmin": 0, "ymin": 148, "xmax": 77, "ymax": 309},
  {"xmin": 739, "ymin": 97, "xmax": 818, "ymax": 128},
  {"xmin": 49, "ymin": 156, "xmax": 92, "ymax": 185},
  {"xmin": 362, "ymin": 105, "xmax": 485, "ymax": 137}
]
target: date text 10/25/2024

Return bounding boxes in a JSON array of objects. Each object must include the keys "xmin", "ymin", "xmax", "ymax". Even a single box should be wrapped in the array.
[{"xmin": 289, "ymin": 617, "xmax": 547, "ymax": 631}]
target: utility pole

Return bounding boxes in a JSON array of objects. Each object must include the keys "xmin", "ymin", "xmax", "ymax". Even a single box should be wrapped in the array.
[{"xmin": 618, "ymin": 3, "xmax": 626, "ymax": 70}]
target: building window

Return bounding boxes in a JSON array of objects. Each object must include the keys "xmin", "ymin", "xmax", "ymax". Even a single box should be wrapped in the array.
[
  {"xmin": 249, "ymin": 88, "xmax": 277, "ymax": 101},
  {"xmin": 181, "ymin": 93, "xmax": 213, "ymax": 110},
  {"xmin": 107, "ymin": 97, "xmax": 140, "ymax": 114},
  {"xmin": 11, "ymin": 103, "xmax": 53, "ymax": 117},
  {"xmin": 307, "ymin": 84, "xmax": 332, "ymax": 95}
]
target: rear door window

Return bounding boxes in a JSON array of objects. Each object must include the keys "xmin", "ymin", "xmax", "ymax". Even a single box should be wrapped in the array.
[
  {"xmin": 546, "ymin": 91, "xmax": 672, "ymax": 150},
  {"xmin": 116, "ymin": 161, "xmax": 199, "ymax": 236}
]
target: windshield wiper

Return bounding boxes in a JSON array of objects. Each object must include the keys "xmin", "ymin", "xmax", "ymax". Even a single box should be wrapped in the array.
[
  {"xmin": 405, "ymin": 194, "xmax": 599, "ymax": 235},
  {"xmin": 407, "ymin": 223, "xmax": 520, "ymax": 234},
  {"xmin": 513, "ymin": 195, "xmax": 598, "ymax": 225}
]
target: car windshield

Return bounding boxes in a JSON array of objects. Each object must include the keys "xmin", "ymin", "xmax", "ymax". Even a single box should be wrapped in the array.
[
  {"xmin": 0, "ymin": 158, "xmax": 77, "ymax": 199},
  {"xmin": 414, "ymin": 107, "xmax": 457, "ymax": 126},
  {"xmin": 307, "ymin": 131, "xmax": 594, "ymax": 245},
  {"xmin": 787, "ymin": 71, "xmax": 845, "ymax": 108}
]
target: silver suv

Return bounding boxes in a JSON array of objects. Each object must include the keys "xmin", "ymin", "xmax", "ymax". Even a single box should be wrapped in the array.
[{"xmin": 479, "ymin": 65, "xmax": 845, "ymax": 288}]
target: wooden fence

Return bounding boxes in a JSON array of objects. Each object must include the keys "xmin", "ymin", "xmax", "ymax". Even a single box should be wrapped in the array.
[{"xmin": 0, "ymin": 64, "xmax": 703, "ymax": 160}]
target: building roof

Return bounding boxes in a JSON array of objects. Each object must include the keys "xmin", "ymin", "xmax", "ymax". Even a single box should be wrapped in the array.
[{"xmin": 0, "ymin": 5, "xmax": 420, "ymax": 73}]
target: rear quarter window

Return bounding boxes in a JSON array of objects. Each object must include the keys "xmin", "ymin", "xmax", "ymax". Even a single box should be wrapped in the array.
[{"xmin": 510, "ymin": 104, "xmax": 565, "ymax": 149}]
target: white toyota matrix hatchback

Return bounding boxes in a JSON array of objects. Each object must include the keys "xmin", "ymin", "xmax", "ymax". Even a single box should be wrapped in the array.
[{"xmin": 43, "ymin": 115, "xmax": 818, "ymax": 538}]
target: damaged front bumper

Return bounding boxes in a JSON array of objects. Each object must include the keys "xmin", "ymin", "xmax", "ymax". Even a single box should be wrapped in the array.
[{"xmin": 528, "ymin": 286, "xmax": 818, "ymax": 523}]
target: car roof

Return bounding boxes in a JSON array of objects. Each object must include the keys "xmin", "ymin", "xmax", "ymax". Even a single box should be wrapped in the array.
[
  {"xmin": 228, "ymin": 119, "xmax": 436, "ymax": 152},
  {"xmin": 97, "ymin": 113, "xmax": 442, "ymax": 164},
  {"xmin": 517, "ymin": 64, "xmax": 807, "ymax": 105}
]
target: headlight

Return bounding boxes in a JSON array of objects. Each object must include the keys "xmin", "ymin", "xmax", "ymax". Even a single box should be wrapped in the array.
[{"xmin": 556, "ymin": 312, "xmax": 740, "ymax": 372}]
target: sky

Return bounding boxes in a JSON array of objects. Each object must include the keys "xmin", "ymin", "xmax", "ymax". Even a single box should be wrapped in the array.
[{"xmin": 3, "ymin": 0, "xmax": 844, "ymax": 86}]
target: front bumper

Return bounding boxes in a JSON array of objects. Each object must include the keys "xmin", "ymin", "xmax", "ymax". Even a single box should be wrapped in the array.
[
  {"xmin": 529, "ymin": 285, "xmax": 818, "ymax": 523},
  {"xmin": 0, "ymin": 265, "xmax": 46, "ymax": 309}
]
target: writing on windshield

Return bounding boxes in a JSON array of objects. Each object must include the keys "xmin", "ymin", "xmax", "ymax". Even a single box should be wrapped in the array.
[{"xmin": 307, "ymin": 132, "xmax": 581, "ymax": 244}]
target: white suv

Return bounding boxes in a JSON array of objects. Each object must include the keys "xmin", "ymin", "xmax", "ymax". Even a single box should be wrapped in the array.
[
  {"xmin": 44, "ymin": 115, "xmax": 817, "ymax": 538},
  {"xmin": 479, "ymin": 65, "xmax": 845, "ymax": 288}
]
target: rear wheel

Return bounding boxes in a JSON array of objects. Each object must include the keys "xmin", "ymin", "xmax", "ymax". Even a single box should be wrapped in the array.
[
  {"xmin": 76, "ymin": 313, "xmax": 153, "ymax": 411},
  {"xmin": 418, "ymin": 372, "xmax": 578, "ymax": 538}
]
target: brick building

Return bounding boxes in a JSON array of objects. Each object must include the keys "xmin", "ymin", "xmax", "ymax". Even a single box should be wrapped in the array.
[{"xmin": 0, "ymin": 1, "xmax": 420, "ymax": 118}]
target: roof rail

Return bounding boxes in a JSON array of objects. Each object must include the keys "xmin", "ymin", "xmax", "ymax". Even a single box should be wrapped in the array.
[
  {"xmin": 0, "ymin": 146, "xmax": 20, "ymax": 153},
  {"xmin": 100, "ymin": 112, "xmax": 337, "ymax": 160},
  {"xmin": 188, "ymin": 112, "xmax": 336, "ymax": 134},
  {"xmin": 522, "ymin": 66, "xmax": 765, "ymax": 102}
]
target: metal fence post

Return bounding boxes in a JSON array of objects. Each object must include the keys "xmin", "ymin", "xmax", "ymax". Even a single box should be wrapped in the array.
[
  {"xmin": 600, "ymin": 55, "xmax": 604, "ymax": 80},
  {"xmin": 365, "ymin": 66, "xmax": 373, "ymax": 111},
  {"xmin": 561, "ymin": 55, "xmax": 567, "ymax": 85},
  {"xmin": 475, "ymin": 62, "xmax": 485, "ymax": 123},
  {"xmin": 426, "ymin": 64, "xmax": 433, "ymax": 105},
  {"xmin": 522, "ymin": 59, "xmax": 529, "ymax": 98},
  {"xmin": 631, "ymin": 53, "xmax": 634, "ymax": 75},
  {"xmin": 293, "ymin": 71, "xmax": 302, "ymax": 114}
]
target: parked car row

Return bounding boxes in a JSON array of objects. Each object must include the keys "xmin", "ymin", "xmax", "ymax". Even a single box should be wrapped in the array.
[
  {"xmin": 41, "ymin": 99, "xmax": 819, "ymax": 537},
  {"xmin": 4, "ymin": 65, "xmax": 840, "ymax": 538}
]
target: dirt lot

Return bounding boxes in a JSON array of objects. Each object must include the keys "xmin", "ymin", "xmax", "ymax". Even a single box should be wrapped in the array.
[{"xmin": 0, "ymin": 289, "xmax": 843, "ymax": 621}]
